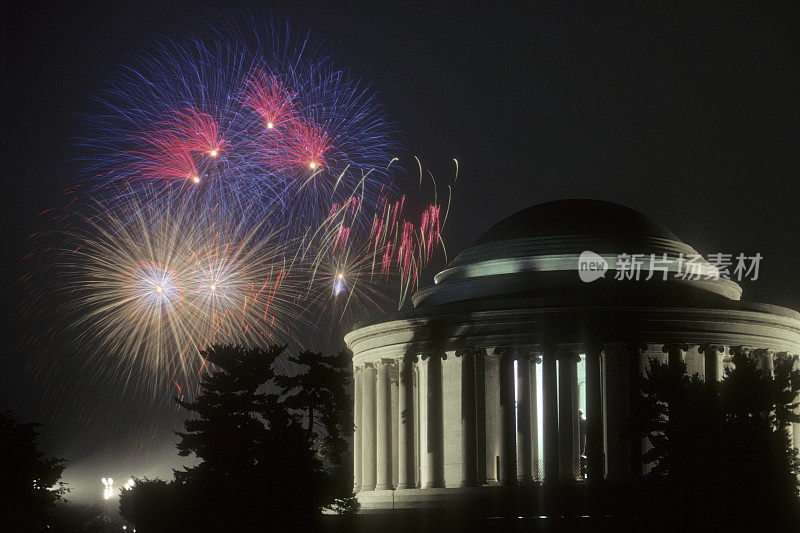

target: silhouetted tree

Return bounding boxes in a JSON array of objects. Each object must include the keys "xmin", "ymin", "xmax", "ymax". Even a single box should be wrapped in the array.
[
  {"xmin": 0, "ymin": 410, "xmax": 68, "ymax": 532},
  {"xmin": 277, "ymin": 349, "xmax": 358, "ymax": 512},
  {"xmin": 640, "ymin": 348, "xmax": 800, "ymax": 526},
  {"xmin": 118, "ymin": 343, "xmax": 359, "ymax": 530},
  {"xmin": 172, "ymin": 344, "xmax": 325, "ymax": 531},
  {"xmin": 119, "ymin": 478, "xmax": 176, "ymax": 531}
]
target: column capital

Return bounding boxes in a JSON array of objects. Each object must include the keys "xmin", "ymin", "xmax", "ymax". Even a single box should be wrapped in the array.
[
  {"xmin": 517, "ymin": 348, "xmax": 541, "ymax": 361},
  {"xmin": 728, "ymin": 345, "xmax": 747, "ymax": 357},
  {"xmin": 752, "ymin": 347, "xmax": 773, "ymax": 357},
  {"xmin": 455, "ymin": 347, "xmax": 480, "ymax": 358},
  {"xmin": 421, "ymin": 351, "xmax": 446, "ymax": 361},
  {"xmin": 378, "ymin": 358, "xmax": 396, "ymax": 368},
  {"xmin": 661, "ymin": 343, "xmax": 689, "ymax": 353},
  {"xmin": 698, "ymin": 344, "xmax": 724, "ymax": 355},
  {"xmin": 363, "ymin": 361, "xmax": 376, "ymax": 369},
  {"xmin": 402, "ymin": 352, "xmax": 419, "ymax": 364},
  {"xmin": 493, "ymin": 346, "xmax": 510, "ymax": 358}
]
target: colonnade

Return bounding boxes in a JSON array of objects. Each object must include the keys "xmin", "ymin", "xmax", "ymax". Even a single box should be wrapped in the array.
[{"xmin": 353, "ymin": 343, "xmax": 797, "ymax": 492}]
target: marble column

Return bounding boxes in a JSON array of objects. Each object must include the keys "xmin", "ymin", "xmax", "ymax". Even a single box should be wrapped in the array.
[
  {"xmin": 376, "ymin": 360, "xmax": 393, "ymax": 490},
  {"xmin": 773, "ymin": 352, "xmax": 795, "ymax": 444},
  {"xmin": 498, "ymin": 347, "xmax": 517, "ymax": 485},
  {"xmin": 459, "ymin": 348, "xmax": 479, "ymax": 487},
  {"xmin": 516, "ymin": 353, "xmax": 534, "ymax": 483},
  {"xmin": 542, "ymin": 342, "xmax": 560, "ymax": 486},
  {"xmin": 361, "ymin": 363, "xmax": 377, "ymax": 491},
  {"xmin": 755, "ymin": 348, "xmax": 775, "ymax": 377},
  {"xmin": 699, "ymin": 344, "xmax": 724, "ymax": 384},
  {"xmin": 627, "ymin": 343, "xmax": 645, "ymax": 479},
  {"xmin": 422, "ymin": 353, "xmax": 445, "ymax": 488},
  {"xmin": 792, "ymin": 356, "xmax": 800, "ymax": 450},
  {"xmin": 662, "ymin": 343, "xmax": 687, "ymax": 418},
  {"xmin": 353, "ymin": 366, "xmax": 363, "ymax": 492},
  {"xmin": 603, "ymin": 343, "xmax": 629, "ymax": 482},
  {"xmin": 397, "ymin": 357, "xmax": 415, "ymax": 489},
  {"xmin": 558, "ymin": 349, "xmax": 581, "ymax": 483},
  {"xmin": 531, "ymin": 356, "xmax": 541, "ymax": 481},
  {"xmin": 585, "ymin": 344, "xmax": 604, "ymax": 482},
  {"xmin": 475, "ymin": 350, "xmax": 487, "ymax": 485},
  {"xmin": 663, "ymin": 343, "xmax": 688, "ymax": 370}
]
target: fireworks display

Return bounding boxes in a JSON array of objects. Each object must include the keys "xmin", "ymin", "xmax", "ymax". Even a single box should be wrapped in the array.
[
  {"xmin": 78, "ymin": 18, "xmax": 397, "ymax": 231},
  {"xmin": 18, "ymin": 11, "xmax": 454, "ymax": 411}
]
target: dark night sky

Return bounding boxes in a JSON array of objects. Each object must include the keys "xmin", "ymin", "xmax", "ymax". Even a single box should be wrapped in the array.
[{"xmin": 2, "ymin": 1, "xmax": 798, "ymax": 504}]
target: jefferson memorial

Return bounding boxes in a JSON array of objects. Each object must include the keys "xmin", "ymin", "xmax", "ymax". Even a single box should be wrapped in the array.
[{"xmin": 345, "ymin": 199, "xmax": 800, "ymax": 511}]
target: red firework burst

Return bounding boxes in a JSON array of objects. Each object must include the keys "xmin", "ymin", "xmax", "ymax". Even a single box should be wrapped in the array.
[
  {"xmin": 242, "ymin": 69, "xmax": 296, "ymax": 131},
  {"xmin": 136, "ymin": 109, "xmax": 228, "ymax": 184},
  {"xmin": 282, "ymin": 120, "xmax": 332, "ymax": 172}
]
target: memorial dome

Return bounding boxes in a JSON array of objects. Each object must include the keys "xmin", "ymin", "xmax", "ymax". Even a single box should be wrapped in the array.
[
  {"xmin": 414, "ymin": 199, "xmax": 742, "ymax": 306},
  {"xmin": 473, "ymin": 199, "xmax": 680, "ymax": 246},
  {"xmin": 345, "ymin": 197, "xmax": 800, "ymax": 513}
]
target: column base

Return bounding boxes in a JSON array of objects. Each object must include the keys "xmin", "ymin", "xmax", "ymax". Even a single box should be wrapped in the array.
[
  {"xmin": 396, "ymin": 483, "xmax": 415, "ymax": 490},
  {"xmin": 421, "ymin": 482, "xmax": 445, "ymax": 489},
  {"xmin": 360, "ymin": 484, "xmax": 377, "ymax": 492},
  {"xmin": 459, "ymin": 480, "xmax": 479, "ymax": 488},
  {"xmin": 375, "ymin": 484, "xmax": 394, "ymax": 491}
]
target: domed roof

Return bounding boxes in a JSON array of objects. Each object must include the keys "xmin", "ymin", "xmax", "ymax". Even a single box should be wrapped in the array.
[
  {"xmin": 474, "ymin": 199, "xmax": 680, "ymax": 246},
  {"xmin": 412, "ymin": 198, "xmax": 743, "ymax": 307}
]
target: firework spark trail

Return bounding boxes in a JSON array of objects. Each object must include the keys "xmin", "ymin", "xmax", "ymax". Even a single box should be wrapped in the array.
[
  {"xmin": 46, "ymin": 191, "xmax": 310, "ymax": 393},
  {"xmin": 242, "ymin": 69, "xmax": 297, "ymax": 132},
  {"xmin": 299, "ymin": 159, "xmax": 456, "ymax": 331},
  {"xmin": 15, "ymin": 11, "xmax": 459, "ymax": 447},
  {"xmin": 76, "ymin": 15, "xmax": 399, "ymax": 235}
]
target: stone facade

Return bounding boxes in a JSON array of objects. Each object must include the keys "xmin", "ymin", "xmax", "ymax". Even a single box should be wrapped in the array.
[{"xmin": 345, "ymin": 200, "xmax": 800, "ymax": 510}]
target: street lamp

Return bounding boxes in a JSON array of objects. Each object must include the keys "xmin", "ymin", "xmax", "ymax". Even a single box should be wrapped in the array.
[{"xmin": 101, "ymin": 477, "xmax": 114, "ymax": 500}]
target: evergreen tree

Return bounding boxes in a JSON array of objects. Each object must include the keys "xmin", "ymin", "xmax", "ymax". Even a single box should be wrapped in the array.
[
  {"xmin": 277, "ymin": 348, "xmax": 358, "ymax": 512},
  {"xmin": 172, "ymin": 344, "xmax": 324, "ymax": 530},
  {"xmin": 118, "ymin": 478, "xmax": 175, "ymax": 532},
  {"xmin": 640, "ymin": 348, "xmax": 800, "ymax": 526},
  {"xmin": 0, "ymin": 411, "xmax": 68, "ymax": 532}
]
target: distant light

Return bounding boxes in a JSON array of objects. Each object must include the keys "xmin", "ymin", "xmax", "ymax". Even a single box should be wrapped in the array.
[
  {"xmin": 209, "ymin": 149, "xmax": 218, "ymax": 157},
  {"xmin": 155, "ymin": 285, "xmax": 163, "ymax": 294},
  {"xmin": 101, "ymin": 477, "xmax": 114, "ymax": 500},
  {"xmin": 209, "ymin": 284, "xmax": 216, "ymax": 291},
  {"xmin": 267, "ymin": 122, "xmax": 274, "ymax": 129},
  {"xmin": 128, "ymin": 478, "xmax": 134, "ymax": 486},
  {"xmin": 337, "ymin": 273, "xmax": 344, "ymax": 279},
  {"xmin": 309, "ymin": 162, "xmax": 317, "ymax": 169},
  {"xmin": 192, "ymin": 175, "xmax": 200, "ymax": 184}
]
